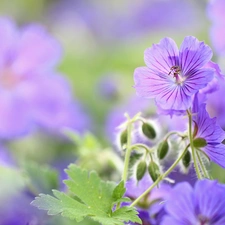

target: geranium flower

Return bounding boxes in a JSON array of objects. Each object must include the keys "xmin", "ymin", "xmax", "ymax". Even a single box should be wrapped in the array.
[
  {"xmin": 192, "ymin": 95, "xmax": 225, "ymax": 168},
  {"xmin": 125, "ymin": 174, "xmax": 171, "ymax": 225},
  {"xmin": 134, "ymin": 36, "xmax": 214, "ymax": 113},
  {"xmin": 162, "ymin": 180, "xmax": 225, "ymax": 225},
  {"xmin": 0, "ymin": 18, "xmax": 88, "ymax": 139}
]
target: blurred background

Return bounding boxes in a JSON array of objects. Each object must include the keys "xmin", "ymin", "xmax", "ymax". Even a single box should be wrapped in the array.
[{"xmin": 0, "ymin": 0, "xmax": 225, "ymax": 224}]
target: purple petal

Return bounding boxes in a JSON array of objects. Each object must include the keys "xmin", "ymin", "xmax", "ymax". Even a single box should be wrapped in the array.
[
  {"xmin": 195, "ymin": 180, "xmax": 225, "ymax": 221},
  {"xmin": 0, "ymin": 18, "xmax": 18, "ymax": 68},
  {"xmin": 0, "ymin": 92, "xmax": 32, "ymax": 138},
  {"xmin": 161, "ymin": 216, "xmax": 184, "ymax": 225},
  {"xmin": 164, "ymin": 182, "xmax": 196, "ymax": 223},
  {"xmin": 144, "ymin": 37, "xmax": 179, "ymax": 74},
  {"xmin": 179, "ymin": 36, "xmax": 212, "ymax": 75},
  {"xmin": 27, "ymin": 74, "xmax": 87, "ymax": 132},
  {"xmin": 134, "ymin": 67, "xmax": 191, "ymax": 110},
  {"xmin": 134, "ymin": 67, "xmax": 172, "ymax": 98},
  {"xmin": 12, "ymin": 25, "xmax": 61, "ymax": 75},
  {"xmin": 203, "ymin": 144, "xmax": 225, "ymax": 169},
  {"xmin": 200, "ymin": 61, "xmax": 224, "ymax": 95},
  {"xmin": 207, "ymin": 0, "xmax": 225, "ymax": 23},
  {"xmin": 193, "ymin": 103, "xmax": 225, "ymax": 143},
  {"xmin": 209, "ymin": 25, "xmax": 225, "ymax": 55},
  {"xmin": 155, "ymin": 85, "xmax": 191, "ymax": 110},
  {"xmin": 183, "ymin": 68, "xmax": 214, "ymax": 96}
]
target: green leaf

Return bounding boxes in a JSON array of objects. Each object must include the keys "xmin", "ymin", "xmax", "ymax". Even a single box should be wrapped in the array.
[
  {"xmin": 23, "ymin": 161, "xmax": 58, "ymax": 194},
  {"xmin": 31, "ymin": 165, "xmax": 141, "ymax": 225},
  {"xmin": 112, "ymin": 180, "xmax": 126, "ymax": 201}
]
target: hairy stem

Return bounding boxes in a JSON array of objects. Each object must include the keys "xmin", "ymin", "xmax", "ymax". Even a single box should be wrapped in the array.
[
  {"xmin": 130, "ymin": 144, "xmax": 189, "ymax": 207},
  {"xmin": 187, "ymin": 110, "xmax": 201, "ymax": 179}
]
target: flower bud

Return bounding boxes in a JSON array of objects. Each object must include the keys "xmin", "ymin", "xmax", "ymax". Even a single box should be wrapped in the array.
[
  {"xmin": 148, "ymin": 161, "xmax": 160, "ymax": 182},
  {"xmin": 193, "ymin": 138, "xmax": 207, "ymax": 148},
  {"xmin": 120, "ymin": 129, "xmax": 127, "ymax": 149},
  {"xmin": 182, "ymin": 150, "xmax": 191, "ymax": 168},
  {"xmin": 136, "ymin": 161, "xmax": 147, "ymax": 181},
  {"xmin": 142, "ymin": 122, "xmax": 156, "ymax": 139},
  {"xmin": 157, "ymin": 140, "xmax": 169, "ymax": 160}
]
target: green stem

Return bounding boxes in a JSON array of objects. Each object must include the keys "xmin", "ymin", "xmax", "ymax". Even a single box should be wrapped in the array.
[
  {"xmin": 130, "ymin": 143, "xmax": 153, "ymax": 153},
  {"xmin": 122, "ymin": 115, "xmax": 132, "ymax": 182},
  {"xmin": 187, "ymin": 110, "xmax": 201, "ymax": 179},
  {"xmin": 196, "ymin": 150, "xmax": 210, "ymax": 179},
  {"xmin": 130, "ymin": 144, "xmax": 189, "ymax": 207},
  {"xmin": 164, "ymin": 130, "xmax": 184, "ymax": 140}
]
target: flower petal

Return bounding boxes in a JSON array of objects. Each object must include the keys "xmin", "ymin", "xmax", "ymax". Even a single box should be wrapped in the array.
[
  {"xmin": 179, "ymin": 36, "xmax": 212, "ymax": 75},
  {"xmin": 12, "ymin": 25, "xmax": 61, "ymax": 75},
  {"xmin": 183, "ymin": 68, "xmax": 214, "ymax": 96},
  {"xmin": 0, "ymin": 18, "xmax": 18, "ymax": 68},
  {"xmin": 161, "ymin": 216, "xmax": 185, "ymax": 225},
  {"xmin": 164, "ymin": 182, "xmax": 196, "ymax": 223},
  {"xmin": 195, "ymin": 180, "xmax": 225, "ymax": 222},
  {"xmin": 203, "ymin": 144, "xmax": 225, "ymax": 169},
  {"xmin": 134, "ymin": 66, "xmax": 172, "ymax": 98},
  {"xmin": 144, "ymin": 37, "xmax": 179, "ymax": 74}
]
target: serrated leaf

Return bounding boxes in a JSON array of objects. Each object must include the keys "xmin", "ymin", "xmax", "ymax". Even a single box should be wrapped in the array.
[{"xmin": 32, "ymin": 165, "xmax": 141, "ymax": 225}]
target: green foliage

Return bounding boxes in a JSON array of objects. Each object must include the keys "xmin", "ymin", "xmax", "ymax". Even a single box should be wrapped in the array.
[
  {"xmin": 23, "ymin": 161, "xmax": 59, "ymax": 194},
  {"xmin": 32, "ymin": 165, "xmax": 141, "ymax": 225}
]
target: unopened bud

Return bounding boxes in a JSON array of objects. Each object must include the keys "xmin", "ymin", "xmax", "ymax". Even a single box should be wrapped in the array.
[
  {"xmin": 142, "ymin": 123, "xmax": 156, "ymax": 139},
  {"xmin": 182, "ymin": 150, "xmax": 191, "ymax": 168},
  {"xmin": 136, "ymin": 161, "xmax": 147, "ymax": 181},
  {"xmin": 193, "ymin": 138, "xmax": 207, "ymax": 148},
  {"xmin": 120, "ymin": 129, "xmax": 127, "ymax": 149},
  {"xmin": 157, "ymin": 140, "xmax": 169, "ymax": 160},
  {"xmin": 148, "ymin": 161, "xmax": 160, "ymax": 182}
]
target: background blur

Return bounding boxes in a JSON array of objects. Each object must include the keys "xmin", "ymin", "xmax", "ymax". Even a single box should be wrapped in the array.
[{"xmin": 0, "ymin": 0, "xmax": 225, "ymax": 225}]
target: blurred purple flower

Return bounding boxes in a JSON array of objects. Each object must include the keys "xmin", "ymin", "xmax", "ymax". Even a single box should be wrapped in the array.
[
  {"xmin": 192, "ymin": 95, "xmax": 225, "ymax": 168},
  {"xmin": 134, "ymin": 36, "xmax": 214, "ymax": 113},
  {"xmin": 0, "ymin": 145, "xmax": 14, "ymax": 166},
  {"xmin": 125, "ymin": 174, "xmax": 171, "ymax": 225},
  {"xmin": 96, "ymin": 74, "xmax": 120, "ymax": 100},
  {"xmin": 207, "ymin": 0, "xmax": 225, "ymax": 55},
  {"xmin": 0, "ymin": 192, "xmax": 43, "ymax": 225},
  {"xmin": 205, "ymin": 77, "xmax": 225, "ymax": 128},
  {"xmin": 0, "ymin": 17, "xmax": 88, "ymax": 139},
  {"xmin": 162, "ymin": 179, "xmax": 225, "ymax": 224}
]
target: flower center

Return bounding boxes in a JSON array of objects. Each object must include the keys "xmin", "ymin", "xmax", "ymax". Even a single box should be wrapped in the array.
[
  {"xmin": 168, "ymin": 66, "xmax": 185, "ymax": 85},
  {"xmin": 0, "ymin": 68, "xmax": 21, "ymax": 89},
  {"xmin": 198, "ymin": 215, "xmax": 210, "ymax": 225}
]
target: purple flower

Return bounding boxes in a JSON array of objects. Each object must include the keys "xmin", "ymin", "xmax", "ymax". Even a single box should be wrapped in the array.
[
  {"xmin": 207, "ymin": 0, "xmax": 225, "ymax": 55},
  {"xmin": 205, "ymin": 77, "xmax": 225, "ymax": 128},
  {"xmin": 192, "ymin": 95, "xmax": 225, "ymax": 168},
  {"xmin": 0, "ymin": 17, "xmax": 88, "ymax": 139},
  {"xmin": 162, "ymin": 179, "xmax": 225, "ymax": 225},
  {"xmin": 125, "ymin": 174, "xmax": 171, "ymax": 225},
  {"xmin": 134, "ymin": 36, "xmax": 214, "ymax": 113}
]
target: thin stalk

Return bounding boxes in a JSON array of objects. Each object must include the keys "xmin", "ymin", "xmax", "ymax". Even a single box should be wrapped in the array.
[
  {"xmin": 122, "ymin": 115, "xmax": 132, "ymax": 182},
  {"xmin": 196, "ymin": 149, "xmax": 210, "ymax": 179},
  {"xmin": 130, "ymin": 144, "xmax": 189, "ymax": 207},
  {"xmin": 187, "ymin": 110, "xmax": 202, "ymax": 179}
]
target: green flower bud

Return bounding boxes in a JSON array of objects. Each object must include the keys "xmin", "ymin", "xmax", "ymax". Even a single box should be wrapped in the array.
[
  {"xmin": 120, "ymin": 129, "xmax": 127, "ymax": 149},
  {"xmin": 136, "ymin": 161, "xmax": 147, "ymax": 181},
  {"xmin": 142, "ymin": 122, "xmax": 156, "ymax": 139},
  {"xmin": 193, "ymin": 138, "xmax": 207, "ymax": 148},
  {"xmin": 182, "ymin": 150, "xmax": 191, "ymax": 168},
  {"xmin": 157, "ymin": 140, "xmax": 169, "ymax": 160},
  {"xmin": 148, "ymin": 161, "xmax": 160, "ymax": 182}
]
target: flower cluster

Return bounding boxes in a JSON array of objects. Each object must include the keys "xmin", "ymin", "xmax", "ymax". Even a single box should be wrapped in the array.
[{"xmin": 131, "ymin": 35, "xmax": 225, "ymax": 224}]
